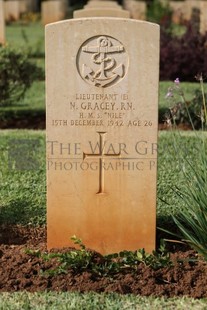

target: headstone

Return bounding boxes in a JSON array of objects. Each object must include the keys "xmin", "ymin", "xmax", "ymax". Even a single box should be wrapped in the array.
[
  {"xmin": 123, "ymin": 0, "xmax": 146, "ymax": 20},
  {"xmin": 46, "ymin": 18, "xmax": 159, "ymax": 254},
  {"xmin": 19, "ymin": 0, "xmax": 27, "ymax": 14},
  {"xmin": 74, "ymin": 8, "xmax": 130, "ymax": 18},
  {"xmin": 41, "ymin": 0, "xmax": 66, "ymax": 25},
  {"xmin": 85, "ymin": 1, "xmax": 121, "ymax": 9},
  {"xmin": 170, "ymin": 1, "xmax": 186, "ymax": 24},
  {"xmin": 200, "ymin": 1, "xmax": 207, "ymax": 34},
  {"xmin": 27, "ymin": 0, "xmax": 39, "ymax": 12},
  {"xmin": 90, "ymin": 0, "xmax": 117, "ymax": 1},
  {"xmin": 0, "ymin": 0, "xmax": 5, "ymax": 45},
  {"xmin": 185, "ymin": 0, "xmax": 201, "ymax": 21},
  {"xmin": 4, "ymin": 0, "xmax": 20, "ymax": 22}
]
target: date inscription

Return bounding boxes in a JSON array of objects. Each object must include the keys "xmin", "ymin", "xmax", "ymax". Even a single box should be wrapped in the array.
[{"xmin": 51, "ymin": 93, "xmax": 153, "ymax": 128}]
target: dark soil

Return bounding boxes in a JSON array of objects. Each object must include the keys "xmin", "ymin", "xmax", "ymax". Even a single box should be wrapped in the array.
[
  {"xmin": 0, "ymin": 225, "xmax": 206, "ymax": 297},
  {"xmin": 0, "ymin": 114, "xmax": 45, "ymax": 130}
]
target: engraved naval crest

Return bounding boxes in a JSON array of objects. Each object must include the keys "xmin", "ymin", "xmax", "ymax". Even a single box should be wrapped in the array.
[{"xmin": 77, "ymin": 36, "xmax": 128, "ymax": 88}]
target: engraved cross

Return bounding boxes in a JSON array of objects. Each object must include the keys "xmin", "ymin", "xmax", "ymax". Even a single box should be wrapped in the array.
[{"xmin": 83, "ymin": 132, "xmax": 121, "ymax": 194}]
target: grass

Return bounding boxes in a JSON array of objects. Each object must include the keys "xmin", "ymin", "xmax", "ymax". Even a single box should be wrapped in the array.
[
  {"xmin": 0, "ymin": 292, "xmax": 206, "ymax": 309},
  {"xmin": 0, "ymin": 130, "xmax": 46, "ymax": 225},
  {"xmin": 157, "ymin": 131, "xmax": 207, "ymax": 209},
  {"xmin": 0, "ymin": 129, "xmax": 206, "ymax": 228},
  {"xmin": 0, "ymin": 22, "xmax": 45, "ymax": 120},
  {"xmin": 159, "ymin": 81, "xmax": 200, "ymax": 109},
  {"xmin": 5, "ymin": 21, "xmax": 45, "ymax": 58}
]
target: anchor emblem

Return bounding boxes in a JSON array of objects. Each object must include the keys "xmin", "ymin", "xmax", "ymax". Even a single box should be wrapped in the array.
[{"xmin": 77, "ymin": 36, "xmax": 128, "ymax": 88}]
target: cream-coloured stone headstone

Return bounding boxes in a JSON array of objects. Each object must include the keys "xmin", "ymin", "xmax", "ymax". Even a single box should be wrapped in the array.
[
  {"xmin": 0, "ymin": 0, "xmax": 5, "ymax": 45},
  {"xmin": 90, "ymin": 0, "xmax": 117, "ymax": 1},
  {"xmin": 19, "ymin": 0, "xmax": 27, "ymax": 14},
  {"xmin": 41, "ymin": 0, "xmax": 66, "ymax": 25},
  {"xmin": 85, "ymin": 1, "xmax": 121, "ymax": 9},
  {"xmin": 74, "ymin": 8, "xmax": 130, "ymax": 18},
  {"xmin": 46, "ymin": 18, "xmax": 159, "ymax": 254},
  {"xmin": 123, "ymin": 0, "xmax": 146, "ymax": 20},
  {"xmin": 87, "ymin": 0, "xmax": 119, "ymax": 4},
  {"xmin": 200, "ymin": 1, "xmax": 207, "ymax": 34},
  {"xmin": 4, "ymin": 0, "xmax": 20, "ymax": 22},
  {"xmin": 28, "ymin": 0, "xmax": 39, "ymax": 11}
]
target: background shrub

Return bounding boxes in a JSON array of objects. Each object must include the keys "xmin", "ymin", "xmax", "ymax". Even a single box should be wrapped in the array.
[
  {"xmin": 160, "ymin": 24, "xmax": 207, "ymax": 81},
  {"xmin": 0, "ymin": 46, "xmax": 44, "ymax": 106},
  {"xmin": 147, "ymin": 0, "xmax": 172, "ymax": 27}
]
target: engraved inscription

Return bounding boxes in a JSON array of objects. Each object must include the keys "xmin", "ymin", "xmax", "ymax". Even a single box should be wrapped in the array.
[
  {"xmin": 51, "ymin": 93, "xmax": 153, "ymax": 128},
  {"xmin": 83, "ymin": 132, "xmax": 121, "ymax": 194},
  {"xmin": 66, "ymin": 92, "xmax": 153, "ymax": 128},
  {"xmin": 77, "ymin": 36, "xmax": 128, "ymax": 88}
]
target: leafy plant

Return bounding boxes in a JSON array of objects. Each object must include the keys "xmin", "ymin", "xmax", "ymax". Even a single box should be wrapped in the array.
[
  {"xmin": 20, "ymin": 13, "xmax": 41, "ymax": 23},
  {"xmin": 164, "ymin": 77, "xmax": 207, "ymax": 129},
  {"xmin": 26, "ymin": 236, "xmax": 172, "ymax": 277},
  {"xmin": 0, "ymin": 46, "xmax": 44, "ymax": 106},
  {"xmin": 162, "ymin": 75, "xmax": 207, "ymax": 261},
  {"xmin": 160, "ymin": 24, "xmax": 207, "ymax": 81},
  {"xmin": 147, "ymin": 0, "xmax": 172, "ymax": 27}
]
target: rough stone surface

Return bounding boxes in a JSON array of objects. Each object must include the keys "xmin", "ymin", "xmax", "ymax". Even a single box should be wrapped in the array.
[
  {"xmin": 74, "ymin": 8, "xmax": 130, "ymax": 18},
  {"xmin": 200, "ymin": 1, "xmax": 207, "ymax": 34},
  {"xmin": 85, "ymin": 1, "xmax": 121, "ymax": 9},
  {"xmin": 41, "ymin": 0, "xmax": 66, "ymax": 25},
  {"xmin": 4, "ymin": 0, "xmax": 20, "ymax": 22},
  {"xmin": 19, "ymin": 0, "xmax": 27, "ymax": 14},
  {"xmin": 123, "ymin": 0, "xmax": 146, "ymax": 20},
  {"xmin": 46, "ymin": 18, "xmax": 159, "ymax": 254}
]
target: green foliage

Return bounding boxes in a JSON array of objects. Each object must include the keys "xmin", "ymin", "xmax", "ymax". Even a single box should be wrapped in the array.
[
  {"xmin": 163, "ymin": 77, "xmax": 207, "ymax": 260},
  {"xmin": 20, "ymin": 13, "xmax": 41, "ymax": 23},
  {"xmin": 6, "ymin": 22, "xmax": 45, "ymax": 58},
  {"xmin": 147, "ymin": 0, "xmax": 172, "ymax": 26},
  {"xmin": 20, "ymin": 28, "xmax": 44, "ymax": 58},
  {"xmin": 0, "ymin": 130, "xmax": 46, "ymax": 226},
  {"xmin": 0, "ymin": 46, "xmax": 44, "ymax": 106},
  {"xmin": 164, "ymin": 79, "xmax": 207, "ymax": 129},
  {"xmin": 172, "ymin": 138, "xmax": 207, "ymax": 260},
  {"xmin": 27, "ymin": 237, "xmax": 172, "ymax": 277}
]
